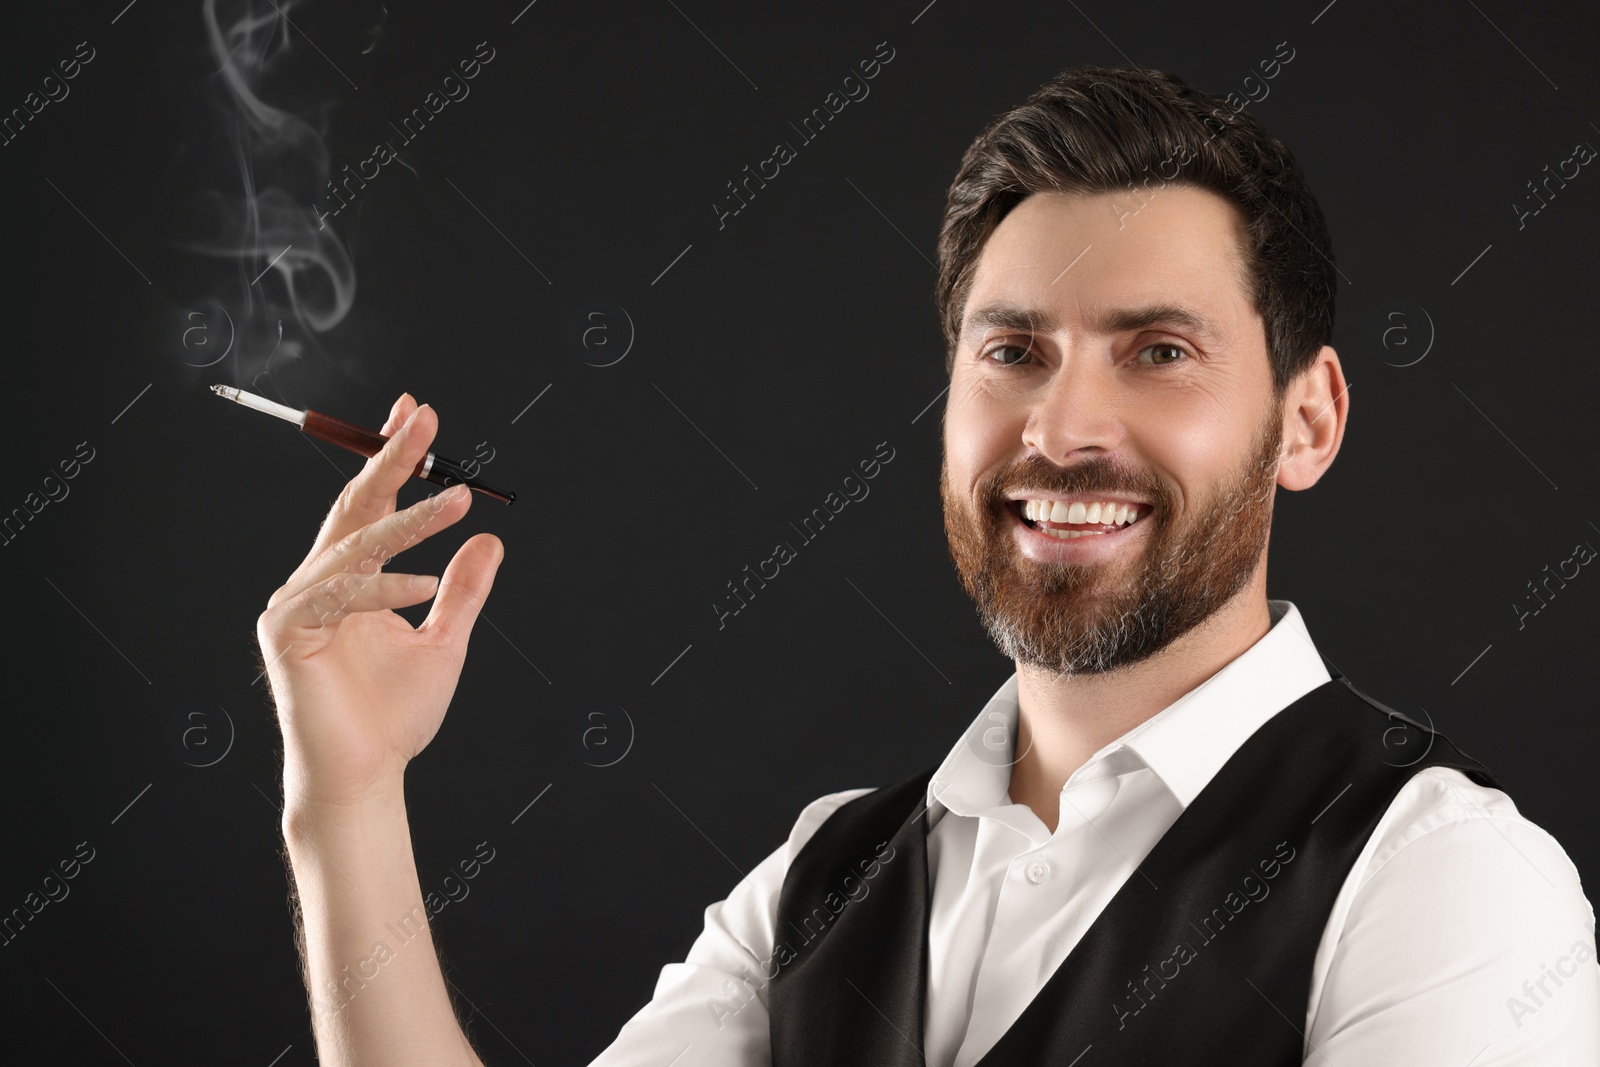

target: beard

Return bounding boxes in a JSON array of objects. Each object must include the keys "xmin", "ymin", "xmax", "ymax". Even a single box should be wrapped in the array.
[{"xmin": 940, "ymin": 393, "xmax": 1284, "ymax": 677}]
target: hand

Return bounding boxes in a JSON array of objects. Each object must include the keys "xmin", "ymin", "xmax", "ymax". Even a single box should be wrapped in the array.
[{"xmin": 256, "ymin": 394, "xmax": 505, "ymax": 810}]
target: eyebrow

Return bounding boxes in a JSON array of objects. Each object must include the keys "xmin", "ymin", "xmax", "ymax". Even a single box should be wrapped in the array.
[{"xmin": 961, "ymin": 301, "xmax": 1226, "ymax": 348}]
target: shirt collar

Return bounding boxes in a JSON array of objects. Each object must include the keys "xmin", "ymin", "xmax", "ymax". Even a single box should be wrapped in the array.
[{"xmin": 926, "ymin": 599, "xmax": 1332, "ymax": 824}]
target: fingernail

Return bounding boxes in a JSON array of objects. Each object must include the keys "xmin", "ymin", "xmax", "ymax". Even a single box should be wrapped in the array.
[
  {"xmin": 401, "ymin": 404, "xmax": 425, "ymax": 433},
  {"xmin": 411, "ymin": 574, "xmax": 439, "ymax": 592}
]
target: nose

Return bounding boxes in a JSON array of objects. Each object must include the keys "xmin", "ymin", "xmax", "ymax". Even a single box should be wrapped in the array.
[{"xmin": 1019, "ymin": 349, "xmax": 1123, "ymax": 464}]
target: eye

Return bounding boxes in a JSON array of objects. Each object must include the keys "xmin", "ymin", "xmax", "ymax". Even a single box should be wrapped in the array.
[
  {"xmin": 979, "ymin": 341, "xmax": 1035, "ymax": 367},
  {"xmin": 1135, "ymin": 342, "xmax": 1189, "ymax": 367}
]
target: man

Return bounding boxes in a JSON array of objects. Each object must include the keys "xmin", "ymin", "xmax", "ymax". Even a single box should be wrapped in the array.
[{"xmin": 258, "ymin": 66, "xmax": 1598, "ymax": 1065}]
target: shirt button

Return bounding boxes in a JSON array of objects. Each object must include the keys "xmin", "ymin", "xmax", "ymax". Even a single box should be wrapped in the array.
[{"xmin": 1025, "ymin": 860, "xmax": 1050, "ymax": 884}]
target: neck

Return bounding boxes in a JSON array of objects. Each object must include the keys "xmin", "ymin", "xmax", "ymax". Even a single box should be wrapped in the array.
[{"xmin": 1006, "ymin": 588, "xmax": 1274, "ymax": 834}]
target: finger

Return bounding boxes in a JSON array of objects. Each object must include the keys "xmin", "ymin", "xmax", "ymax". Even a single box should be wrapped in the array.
[
  {"xmin": 264, "ymin": 569, "xmax": 442, "ymax": 636},
  {"xmin": 378, "ymin": 392, "xmax": 417, "ymax": 436},
  {"xmin": 273, "ymin": 483, "xmax": 472, "ymax": 609},
  {"xmin": 307, "ymin": 400, "xmax": 439, "ymax": 562},
  {"xmin": 419, "ymin": 531, "xmax": 504, "ymax": 645}
]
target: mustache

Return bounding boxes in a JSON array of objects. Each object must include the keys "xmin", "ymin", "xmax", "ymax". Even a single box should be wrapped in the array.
[{"xmin": 989, "ymin": 457, "xmax": 1164, "ymax": 508}]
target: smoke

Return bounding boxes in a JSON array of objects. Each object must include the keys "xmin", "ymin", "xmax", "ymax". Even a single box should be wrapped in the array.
[{"xmin": 184, "ymin": 0, "xmax": 358, "ymax": 400}]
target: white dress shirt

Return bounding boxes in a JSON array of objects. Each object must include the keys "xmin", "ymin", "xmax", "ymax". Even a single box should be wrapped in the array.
[{"xmin": 589, "ymin": 600, "xmax": 1599, "ymax": 1066}]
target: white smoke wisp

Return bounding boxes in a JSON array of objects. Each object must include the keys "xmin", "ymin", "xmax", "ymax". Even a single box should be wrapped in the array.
[{"xmin": 189, "ymin": 0, "xmax": 356, "ymax": 396}]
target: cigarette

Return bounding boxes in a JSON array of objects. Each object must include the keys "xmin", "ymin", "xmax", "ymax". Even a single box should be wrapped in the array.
[{"xmin": 210, "ymin": 385, "xmax": 516, "ymax": 504}]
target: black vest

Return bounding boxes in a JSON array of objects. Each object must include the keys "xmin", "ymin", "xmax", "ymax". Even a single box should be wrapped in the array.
[{"xmin": 767, "ymin": 674, "xmax": 1499, "ymax": 1065}]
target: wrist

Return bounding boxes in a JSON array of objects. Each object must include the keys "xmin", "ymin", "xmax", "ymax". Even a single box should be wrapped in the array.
[
  {"xmin": 281, "ymin": 791, "xmax": 412, "ymax": 874},
  {"xmin": 281, "ymin": 761, "xmax": 408, "ymax": 832}
]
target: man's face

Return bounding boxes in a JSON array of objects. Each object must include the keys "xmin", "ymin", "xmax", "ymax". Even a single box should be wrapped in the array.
[{"xmin": 940, "ymin": 185, "xmax": 1285, "ymax": 676}]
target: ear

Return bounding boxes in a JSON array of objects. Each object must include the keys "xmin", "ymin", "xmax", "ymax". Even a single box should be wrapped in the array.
[{"xmin": 1277, "ymin": 345, "xmax": 1347, "ymax": 491}]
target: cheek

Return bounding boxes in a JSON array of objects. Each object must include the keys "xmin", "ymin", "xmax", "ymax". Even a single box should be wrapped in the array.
[
  {"xmin": 944, "ymin": 382, "xmax": 1021, "ymax": 488},
  {"xmin": 1141, "ymin": 397, "xmax": 1254, "ymax": 500}
]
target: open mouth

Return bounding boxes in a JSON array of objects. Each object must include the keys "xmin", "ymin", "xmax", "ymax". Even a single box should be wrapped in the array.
[{"xmin": 1007, "ymin": 499, "xmax": 1152, "ymax": 541}]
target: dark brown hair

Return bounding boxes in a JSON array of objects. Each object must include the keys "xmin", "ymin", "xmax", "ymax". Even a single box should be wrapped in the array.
[{"xmin": 935, "ymin": 65, "xmax": 1336, "ymax": 394}]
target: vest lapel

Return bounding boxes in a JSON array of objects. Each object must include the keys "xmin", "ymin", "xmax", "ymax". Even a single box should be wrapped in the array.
[{"xmin": 768, "ymin": 779, "xmax": 935, "ymax": 1067}]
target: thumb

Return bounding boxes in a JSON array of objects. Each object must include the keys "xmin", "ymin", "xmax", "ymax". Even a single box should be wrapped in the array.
[{"xmin": 420, "ymin": 532, "xmax": 504, "ymax": 645}]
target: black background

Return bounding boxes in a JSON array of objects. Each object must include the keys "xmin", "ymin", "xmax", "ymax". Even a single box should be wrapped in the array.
[{"xmin": 1, "ymin": 0, "xmax": 1596, "ymax": 1063}]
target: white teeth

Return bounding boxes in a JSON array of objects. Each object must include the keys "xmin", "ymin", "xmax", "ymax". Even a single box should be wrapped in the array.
[
  {"xmin": 1021, "ymin": 499, "xmax": 1142, "ymax": 526},
  {"xmin": 1039, "ymin": 527, "xmax": 1104, "ymax": 540}
]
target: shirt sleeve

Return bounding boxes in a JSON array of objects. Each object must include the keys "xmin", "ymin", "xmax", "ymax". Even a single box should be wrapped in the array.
[
  {"xmin": 1305, "ymin": 767, "xmax": 1600, "ymax": 1065},
  {"xmin": 586, "ymin": 786, "xmax": 877, "ymax": 1067}
]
